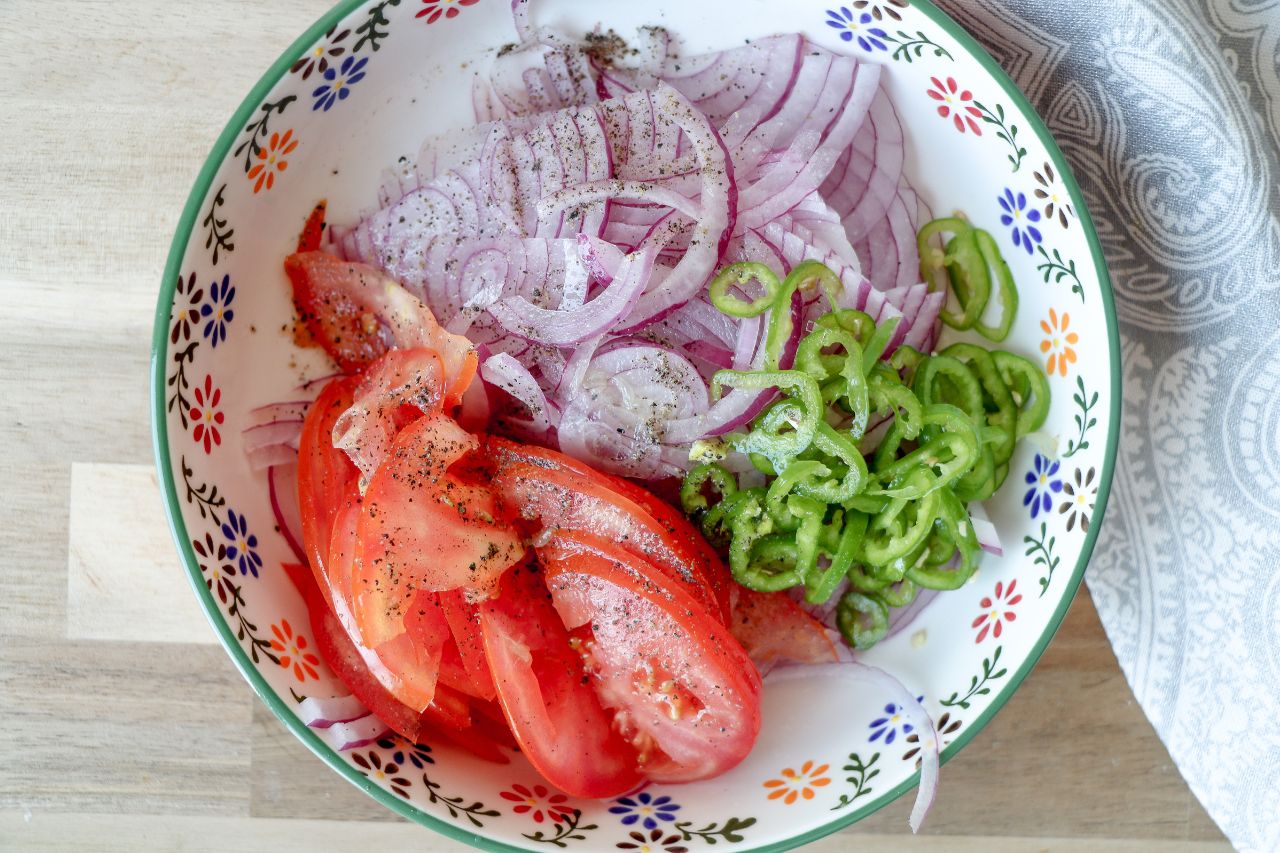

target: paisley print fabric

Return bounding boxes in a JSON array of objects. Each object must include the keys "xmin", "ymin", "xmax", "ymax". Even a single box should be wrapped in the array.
[{"xmin": 932, "ymin": 1, "xmax": 1280, "ymax": 848}]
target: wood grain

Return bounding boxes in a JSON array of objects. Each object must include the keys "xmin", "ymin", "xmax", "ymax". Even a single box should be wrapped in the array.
[{"xmin": 0, "ymin": 1, "xmax": 1228, "ymax": 850}]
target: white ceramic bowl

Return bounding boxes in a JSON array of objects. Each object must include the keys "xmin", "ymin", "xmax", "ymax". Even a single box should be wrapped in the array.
[{"xmin": 152, "ymin": 1, "xmax": 1120, "ymax": 849}]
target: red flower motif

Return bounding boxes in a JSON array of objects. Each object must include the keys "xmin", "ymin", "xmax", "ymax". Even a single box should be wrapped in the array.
[
  {"xmin": 972, "ymin": 579, "xmax": 1023, "ymax": 643},
  {"xmin": 499, "ymin": 783, "xmax": 574, "ymax": 823},
  {"xmin": 189, "ymin": 374, "xmax": 224, "ymax": 454},
  {"xmin": 927, "ymin": 76, "xmax": 983, "ymax": 135},
  {"xmin": 270, "ymin": 619, "xmax": 321, "ymax": 681},
  {"xmin": 416, "ymin": 0, "xmax": 479, "ymax": 24}
]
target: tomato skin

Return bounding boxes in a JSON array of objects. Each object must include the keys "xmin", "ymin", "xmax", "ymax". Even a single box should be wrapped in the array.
[
  {"xmin": 479, "ymin": 562, "xmax": 643, "ymax": 798},
  {"xmin": 302, "ymin": 576, "xmax": 426, "ymax": 743},
  {"xmin": 333, "ymin": 348, "xmax": 448, "ymax": 488},
  {"xmin": 439, "ymin": 589, "xmax": 497, "ymax": 701},
  {"xmin": 354, "ymin": 413, "xmax": 525, "ymax": 647},
  {"xmin": 297, "ymin": 376, "xmax": 362, "ymax": 610},
  {"xmin": 297, "ymin": 200, "xmax": 327, "ymax": 253},
  {"xmin": 537, "ymin": 530, "xmax": 762, "ymax": 784},
  {"xmin": 728, "ymin": 587, "xmax": 839, "ymax": 668},
  {"xmin": 488, "ymin": 437, "xmax": 727, "ymax": 623},
  {"xmin": 284, "ymin": 250, "xmax": 477, "ymax": 404}
]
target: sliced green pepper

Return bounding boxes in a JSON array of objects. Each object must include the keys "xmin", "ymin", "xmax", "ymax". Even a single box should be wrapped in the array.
[{"xmin": 837, "ymin": 590, "xmax": 889, "ymax": 650}]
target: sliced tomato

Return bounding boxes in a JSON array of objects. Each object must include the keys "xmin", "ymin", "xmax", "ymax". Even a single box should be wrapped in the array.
[
  {"xmin": 538, "ymin": 529, "xmax": 761, "ymax": 783},
  {"xmin": 297, "ymin": 375, "xmax": 361, "ymax": 609},
  {"xmin": 439, "ymin": 589, "xmax": 497, "ymax": 701},
  {"xmin": 479, "ymin": 562, "xmax": 642, "ymax": 798},
  {"xmin": 303, "ymin": 576, "xmax": 426, "ymax": 743},
  {"xmin": 285, "ymin": 250, "xmax": 477, "ymax": 404},
  {"xmin": 488, "ymin": 439, "xmax": 726, "ymax": 623},
  {"xmin": 325, "ymin": 499, "xmax": 439, "ymax": 712},
  {"xmin": 353, "ymin": 413, "xmax": 524, "ymax": 646},
  {"xmin": 297, "ymin": 200, "xmax": 327, "ymax": 253},
  {"xmin": 332, "ymin": 347, "xmax": 450, "ymax": 488},
  {"xmin": 728, "ymin": 587, "xmax": 839, "ymax": 668}
]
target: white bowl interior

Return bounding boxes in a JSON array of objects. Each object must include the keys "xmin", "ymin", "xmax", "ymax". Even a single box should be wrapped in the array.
[{"xmin": 155, "ymin": 1, "xmax": 1119, "ymax": 850}]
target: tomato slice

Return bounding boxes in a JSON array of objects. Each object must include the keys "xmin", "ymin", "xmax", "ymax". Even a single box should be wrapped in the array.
[
  {"xmin": 728, "ymin": 587, "xmax": 839, "ymax": 668},
  {"xmin": 488, "ymin": 440, "xmax": 726, "ymax": 623},
  {"xmin": 479, "ymin": 562, "xmax": 643, "ymax": 798},
  {"xmin": 354, "ymin": 413, "xmax": 524, "ymax": 646},
  {"xmin": 284, "ymin": 250, "xmax": 477, "ymax": 403},
  {"xmin": 439, "ymin": 589, "xmax": 497, "ymax": 701},
  {"xmin": 297, "ymin": 200, "xmax": 327, "ymax": 253},
  {"xmin": 333, "ymin": 348, "xmax": 448, "ymax": 488},
  {"xmin": 538, "ymin": 530, "xmax": 762, "ymax": 783},
  {"xmin": 297, "ymin": 376, "xmax": 362, "ymax": 609},
  {"xmin": 302, "ymin": 576, "xmax": 426, "ymax": 743}
]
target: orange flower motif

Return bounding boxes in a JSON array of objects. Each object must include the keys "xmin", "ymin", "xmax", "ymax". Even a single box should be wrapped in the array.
[
  {"xmin": 247, "ymin": 129, "xmax": 299, "ymax": 193},
  {"xmin": 270, "ymin": 618, "xmax": 320, "ymax": 681},
  {"xmin": 763, "ymin": 759, "xmax": 832, "ymax": 805},
  {"xmin": 1039, "ymin": 308, "xmax": 1079, "ymax": 377}
]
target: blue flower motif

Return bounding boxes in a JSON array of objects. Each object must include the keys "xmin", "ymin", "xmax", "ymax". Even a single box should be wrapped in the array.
[
  {"xmin": 608, "ymin": 791, "xmax": 681, "ymax": 829},
  {"xmin": 824, "ymin": 7, "xmax": 889, "ymax": 51},
  {"xmin": 221, "ymin": 509, "xmax": 263, "ymax": 577},
  {"xmin": 378, "ymin": 738, "xmax": 435, "ymax": 769},
  {"xmin": 199, "ymin": 274, "xmax": 235, "ymax": 347},
  {"xmin": 998, "ymin": 188, "xmax": 1044, "ymax": 254},
  {"xmin": 868, "ymin": 695, "xmax": 923, "ymax": 745},
  {"xmin": 312, "ymin": 55, "xmax": 369, "ymax": 111},
  {"xmin": 1023, "ymin": 454, "xmax": 1063, "ymax": 519}
]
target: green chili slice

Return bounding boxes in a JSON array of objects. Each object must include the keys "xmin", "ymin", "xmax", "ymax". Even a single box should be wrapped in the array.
[
  {"xmin": 708, "ymin": 262, "xmax": 783, "ymax": 318},
  {"xmin": 993, "ymin": 350, "xmax": 1051, "ymax": 436},
  {"xmin": 680, "ymin": 463, "xmax": 738, "ymax": 516},
  {"xmin": 972, "ymin": 229, "xmax": 1018, "ymax": 342},
  {"xmin": 837, "ymin": 590, "xmax": 889, "ymax": 650}
]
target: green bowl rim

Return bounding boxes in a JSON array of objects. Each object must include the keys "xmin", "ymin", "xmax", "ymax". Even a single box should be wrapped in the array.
[{"xmin": 150, "ymin": 1, "xmax": 1122, "ymax": 848}]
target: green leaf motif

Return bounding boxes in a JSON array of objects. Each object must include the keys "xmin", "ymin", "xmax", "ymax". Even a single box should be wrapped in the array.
[
  {"xmin": 941, "ymin": 646, "xmax": 1007, "ymax": 709},
  {"xmin": 1024, "ymin": 522, "xmax": 1062, "ymax": 596},
  {"xmin": 232, "ymin": 95, "xmax": 297, "ymax": 174},
  {"xmin": 882, "ymin": 30, "xmax": 954, "ymax": 64},
  {"xmin": 1036, "ymin": 246, "xmax": 1085, "ymax": 303},
  {"xmin": 1063, "ymin": 375, "xmax": 1099, "ymax": 459},
  {"xmin": 972, "ymin": 99, "xmax": 1028, "ymax": 172},
  {"xmin": 201, "ymin": 183, "xmax": 235, "ymax": 266},
  {"xmin": 675, "ymin": 816, "xmax": 757, "ymax": 845},
  {"xmin": 523, "ymin": 809, "xmax": 596, "ymax": 847},
  {"xmin": 353, "ymin": 0, "xmax": 401, "ymax": 53},
  {"xmin": 831, "ymin": 751, "xmax": 881, "ymax": 811},
  {"xmin": 421, "ymin": 773, "xmax": 500, "ymax": 828}
]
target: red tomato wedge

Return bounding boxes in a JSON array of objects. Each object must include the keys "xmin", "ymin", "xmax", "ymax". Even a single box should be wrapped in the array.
[
  {"xmin": 301, "ymin": 574, "xmax": 427, "ymax": 743},
  {"xmin": 487, "ymin": 437, "xmax": 728, "ymax": 623},
  {"xmin": 354, "ymin": 413, "xmax": 525, "ymax": 646},
  {"xmin": 478, "ymin": 562, "xmax": 643, "ymax": 798},
  {"xmin": 333, "ymin": 348, "xmax": 449, "ymax": 488},
  {"xmin": 537, "ymin": 530, "xmax": 762, "ymax": 783},
  {"xmin": 297, "ymin": 375, "xmax": 361, "ymax": 609},
  {"xmin": 728, "ymin": 587, "xmax": 839, "ymax": 668},
  {"xmin": 285, "ymin": 250, "xmax": 477, "ymax": 403},
  {"xmin": 296, "ymin": 200, "xmax": 327, "ymax": 253},
  {"xmin": 439, "ymin": 588, "xmax": 497, "ymax": 701}
]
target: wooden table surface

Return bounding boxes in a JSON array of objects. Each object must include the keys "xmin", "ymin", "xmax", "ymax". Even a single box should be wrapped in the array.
[{"xmin": 0, "ymin": 2, "xmax": 1231, "ymax": 851}]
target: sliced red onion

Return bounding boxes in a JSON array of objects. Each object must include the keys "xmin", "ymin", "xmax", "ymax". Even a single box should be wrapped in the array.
[
  {"xmin": 487, "ymin": 241, "xmax": 659, "ymax": 345},
  {"xmin": 766, "ymin": 662, "xmax": 939, "ymax": 832},
  {"xmin": 884, "ymin": 588, "xmax": 940, "ymax": 641},
  {"xmin": 249, "ymin": 400, "xmax": 312, "ymax": 426},
  {"xmin": 314, "ymin": 713, "xmax": 389, "ymax": 751},
  {"xmin": 481, "ymin": 352, "xmax": 553, "ymax": 435},
  {"xmin": 299, "ymin": 694, "xmax": 371, "ymax": 728},
  {"xmin": 967, "ymin": 501, "xmax": 1004, "ymax": 557},
  {"xmin": 268, "ymin": 463, "xmax": 306, "ymax": 565}
]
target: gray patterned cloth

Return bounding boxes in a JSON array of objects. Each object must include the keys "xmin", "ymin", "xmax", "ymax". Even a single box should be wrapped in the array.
[{"xmin": 930, "ymin": 1, "xmax": 1280, "ymax": 849}]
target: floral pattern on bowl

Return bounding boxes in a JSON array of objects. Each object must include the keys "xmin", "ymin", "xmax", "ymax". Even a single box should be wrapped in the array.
[{"xmin": 152, "ymin": 1, "xmax": 1120, "ymax": 850}]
